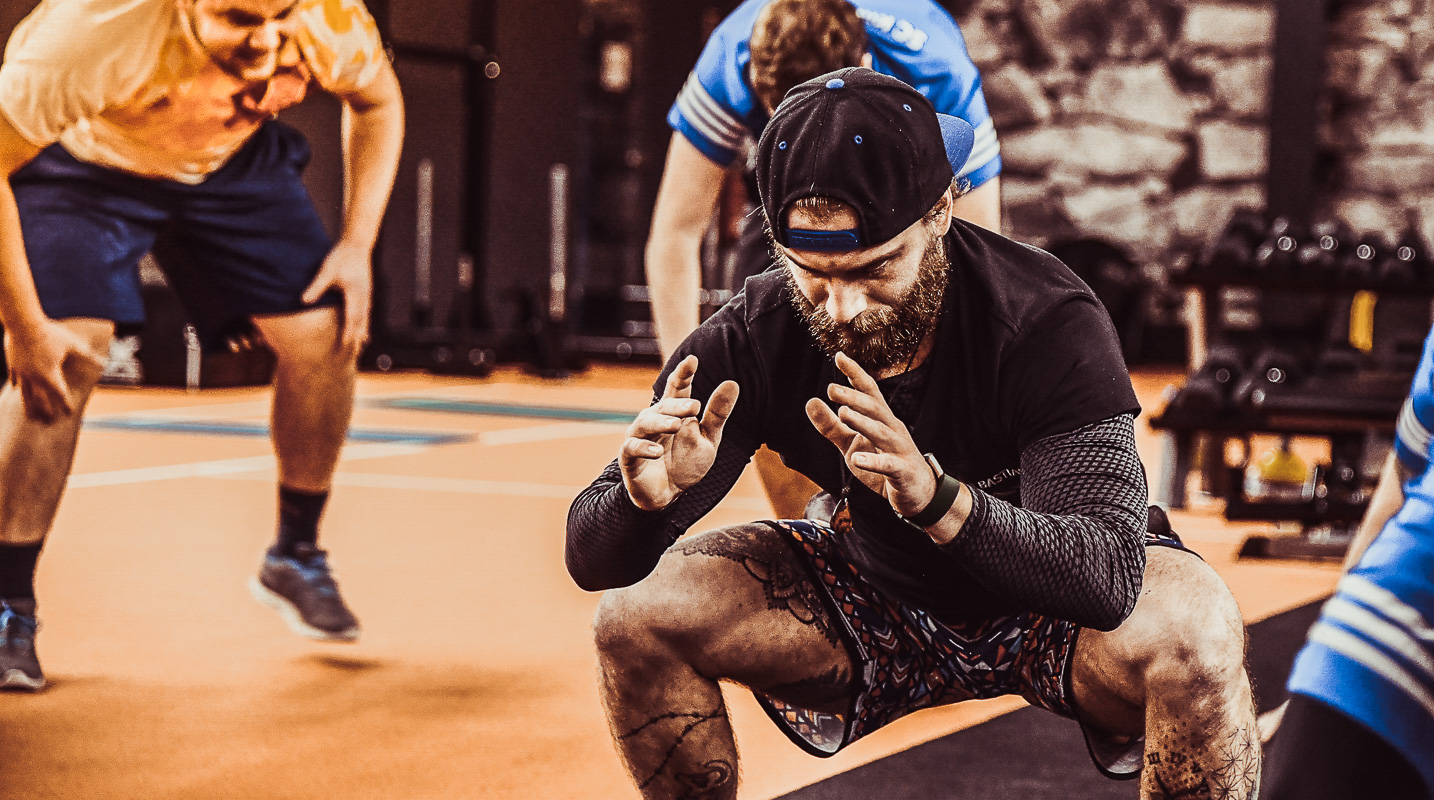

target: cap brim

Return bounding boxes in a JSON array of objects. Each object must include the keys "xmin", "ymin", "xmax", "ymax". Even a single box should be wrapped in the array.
[{"xmin": 937, "ymin": 113, "xmax": 974, "ymax": 176}]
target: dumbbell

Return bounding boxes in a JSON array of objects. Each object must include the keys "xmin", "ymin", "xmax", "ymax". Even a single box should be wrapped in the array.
[
  {"xmin": 1234, "ymin": 347, "xmax": 1305, "ymax": 412},
  {"xmin": 1338, "ymin": 234, "xmax": 1384, "ymax": 283},
  {"xmin": 1294, "ymin": 218, "xmax": 1350, "ymax": 278},
  {"xmin": 1177, "ymin": 343, "xmax": 1247, "ymax": 414},
  {"xmin": 1251, "ymin": 216, "xmax": 1301, "ymax": 274},
  {"xmin": 1378, "ymin": 228, "xmax": 1432, "ymax": 288}
]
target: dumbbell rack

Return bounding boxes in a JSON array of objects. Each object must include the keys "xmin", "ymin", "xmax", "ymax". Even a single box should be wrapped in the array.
[{"xmin": 1152, "ymin": 241, "xmax": 1433, "ymax": 560}]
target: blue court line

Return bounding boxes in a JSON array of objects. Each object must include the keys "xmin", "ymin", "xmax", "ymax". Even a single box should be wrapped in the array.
[
  {"xmin": 84, "ymin": 418, "xmax": 470, "ymax": 445},
  {"xmin": 377, "ymin": 398, "xmax": 636, "ymax": 424}
]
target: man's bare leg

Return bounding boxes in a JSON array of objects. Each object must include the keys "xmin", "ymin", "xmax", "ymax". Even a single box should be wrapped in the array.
[
  {"xmin": 752, "ymin": 446, "xmax": 820, "ymax": 521},
  {"xmin": 0, "ymin": 318, "xmax": 113, "ymax": 545},
  {"xmin": 251, "ymin": 307, "xmax": 355, "ymax": 492},
  {"xmin": 1072, "ymin": 547, "xmax": 1260, "ymax": 799},
  {"xmin": 248, "ymin": 307, "xmax": 361, "ymax": 640},
  {"xmin": 594, "ymin": 523, "xmax": 852, "ymax": 799}
]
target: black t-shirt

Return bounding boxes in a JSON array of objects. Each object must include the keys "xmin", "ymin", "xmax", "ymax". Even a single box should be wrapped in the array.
[{"xmin": 653, "ymin": 220, "xmax": 1141, "ymax": 619}]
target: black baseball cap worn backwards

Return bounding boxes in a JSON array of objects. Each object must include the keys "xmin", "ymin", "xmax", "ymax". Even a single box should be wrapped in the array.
[{"xmin": 756, "ymin": 67, "xmax": 975, "ymax": 253}]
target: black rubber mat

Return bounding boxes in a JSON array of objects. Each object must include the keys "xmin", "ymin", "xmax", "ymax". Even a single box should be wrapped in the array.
[{"xmin": 776, "ymin": 599, "xmax": 1325, "ymax": 799}]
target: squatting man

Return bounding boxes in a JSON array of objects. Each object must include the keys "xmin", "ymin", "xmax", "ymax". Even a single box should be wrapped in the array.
[{"xmin": 566, "ymin": 68, "xmax": 1262, "ymax": 800}]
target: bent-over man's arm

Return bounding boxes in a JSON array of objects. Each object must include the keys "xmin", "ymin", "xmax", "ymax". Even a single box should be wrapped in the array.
[
  {"xmin": 644, "ymin": 133, "xmax": 727, "ymax": 360},
  {"xmin": 304, "ymin": 58, "xmax": 404, "ymax": 351}
]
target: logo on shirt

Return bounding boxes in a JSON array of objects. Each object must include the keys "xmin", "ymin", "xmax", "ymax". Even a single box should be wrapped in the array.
[
  {"xmin": 975, "ymin": 468, "xmax": 1021, "ymax": 504},
  {"xmin": 855, "ymin": 9, "xmax": 929, "ymax": 52}
]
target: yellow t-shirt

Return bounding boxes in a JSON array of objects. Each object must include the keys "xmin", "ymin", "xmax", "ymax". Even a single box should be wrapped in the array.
[{"xmin": 0, "ymin": 0, "xmax": 385, "ymax": 184}]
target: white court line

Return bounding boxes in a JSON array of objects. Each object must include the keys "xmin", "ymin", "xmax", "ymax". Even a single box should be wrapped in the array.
[
  {"xmin": 87, "ymin": 382, "xmax": 637, "ymax": 424},
  {"xmin": 67, "ymin": 442, "xmax": 429, "ymax": 489},
  {"xmin": 212, "ymin": 470, "xmax": 772, "ymax": 511},
  {"xmin": 67, "ymin": 421, "xmax": 630, "ymax": 488}
]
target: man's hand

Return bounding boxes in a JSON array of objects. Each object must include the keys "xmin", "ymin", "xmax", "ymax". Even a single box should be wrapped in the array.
[
  {"xmin": 621, "ymin": 355, "xmax": 739, "ymax": 511},
  {"xmin": 4, "ymin": 320, "xmax": 106, "ymax": 424},
  {"xmin": 805, "ymin": 352, "xmax": 937, "ymax": 517},
  {"xmin": 301, "ymin": 237, "xmax": 373, "ymax": 355}
]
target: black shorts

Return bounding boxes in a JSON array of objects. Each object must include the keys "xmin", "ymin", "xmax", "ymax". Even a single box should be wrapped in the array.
[{"xmin": 754, "ymin": 507, "xmax": 1193, "ymax": 779}]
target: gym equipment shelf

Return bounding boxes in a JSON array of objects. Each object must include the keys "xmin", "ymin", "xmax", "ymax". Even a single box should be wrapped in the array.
[{"xmin": 1152, "ymin": 227, "xmax": 1431, "ymax": 561}]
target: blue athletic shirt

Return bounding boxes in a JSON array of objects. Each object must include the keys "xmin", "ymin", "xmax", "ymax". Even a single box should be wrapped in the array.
[
  {"xmin": 668, "ymin": 0, "xmax": 1000, "ymax": 189},
  {"xmin": 1287, "ymin": 323, "xmax": 1434, "ymax": 794}
]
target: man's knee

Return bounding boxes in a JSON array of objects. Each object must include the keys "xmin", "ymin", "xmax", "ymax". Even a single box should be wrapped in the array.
[
  {"xmin": 254, "ymin": 308, "xmax": 349, "ymax": 369},
  {"xmin": 592, "ymin": 524, "xmax": 790, "ymax": 670},
  {"xmin": 1142, "ymin": 557, "xmax": 1246, "ymax": 699},
  {"xmin": 593, "ymin": 578, "xmax": 702, "ymax": 674}
]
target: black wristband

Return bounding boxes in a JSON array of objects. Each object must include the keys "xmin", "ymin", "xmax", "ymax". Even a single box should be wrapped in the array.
[{"xmin": 901, "ymin": 472, "xmax": 961, "ymax": 529}]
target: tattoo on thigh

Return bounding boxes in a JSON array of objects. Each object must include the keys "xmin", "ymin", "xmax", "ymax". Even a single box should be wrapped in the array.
[
  {"xmin": 622, "ymin": 708, "xmax": 731, "ymax": 794},
  {"xmin": 677, "ymin": 528, "xmax": 841, "ymax": 647}
]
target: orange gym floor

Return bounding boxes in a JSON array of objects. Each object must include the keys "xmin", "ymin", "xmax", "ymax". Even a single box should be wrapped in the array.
[{"xmin": 0, "ymin": 364, "xmax": 1342, "ymax": 800}]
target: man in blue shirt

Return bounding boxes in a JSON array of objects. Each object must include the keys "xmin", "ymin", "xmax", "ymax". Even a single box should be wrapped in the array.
[
  {"xmin": 1263, "ymin": 326, "xmax": 1434, "ymax": 800},
  {"xmin": 646, "ymin": 0, "xmax": 1002, "ymax": 518}
]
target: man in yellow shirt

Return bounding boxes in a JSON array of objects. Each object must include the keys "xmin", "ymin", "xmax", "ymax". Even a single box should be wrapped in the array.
[{"xmin": 0, "ymin": 0, "xmax": 404, "ymax": 690}]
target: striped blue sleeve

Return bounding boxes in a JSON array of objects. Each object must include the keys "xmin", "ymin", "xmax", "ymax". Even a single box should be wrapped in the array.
[
  {"xmin": 665, "ymin": 4, "xmax": 764, "ymax": 168},
  {"xmin": 1395, "ymin": 327, "xmax": 1434, "ymax": 475}
]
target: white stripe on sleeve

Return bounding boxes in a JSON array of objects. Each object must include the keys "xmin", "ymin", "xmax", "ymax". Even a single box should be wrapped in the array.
[
  {"xmin": 1397, "ymin": 398, "xmax": 1432, "ymax": 460},
  {"xmin": 959, "ymin": 117, "xmax": 1000, "ymax": 178},
  {"xmin": 675, "ymin": 75, "xmax": 747, "ymax": 151},
  {"xmin": 1308, "ymin": 621, "xmax": 1434, "ymax": 716}
]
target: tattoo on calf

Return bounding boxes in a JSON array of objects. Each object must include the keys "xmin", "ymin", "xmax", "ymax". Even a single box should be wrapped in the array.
[
  {"xmin": 1146, "ymin": 726, "xmax": 1261, "ymax": 799},
  {"xmin": 1208, "ymin": 726, "xmax": 1260, "ymax": 798},
  {"xmin": 677, "ymin": 528, "xmax": 841, "ymax": 647},
  {"xmin": 622, "ymin": 708, "xmax": 731, "ymax": 794},
  {"xmin": 674, "ymin": 760, "xmax": 735, "ymax": 800}
]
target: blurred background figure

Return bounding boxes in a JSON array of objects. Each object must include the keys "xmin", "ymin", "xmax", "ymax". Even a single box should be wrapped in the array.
[
  {"xmin": 0, "ymin": 0, "xmax": 404, "ymax": 690},
  {"xmin": 645, "ymin": 0, "xmax": 1001, "ymax": 518}
]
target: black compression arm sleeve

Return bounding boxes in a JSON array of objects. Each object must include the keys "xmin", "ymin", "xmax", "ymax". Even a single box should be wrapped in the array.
[
  {"xmin": 565, "ymin": 430, "xmax": 759, "ymax": 592},
  {"xmin": 938, "ymin": 413, "xmax": 1149, "ymax": 630}
]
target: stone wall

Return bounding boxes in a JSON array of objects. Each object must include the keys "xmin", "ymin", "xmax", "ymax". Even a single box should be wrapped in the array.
[{"xmin": 951, "ymin": 0, "xmax": 1434, "ymax": 278}]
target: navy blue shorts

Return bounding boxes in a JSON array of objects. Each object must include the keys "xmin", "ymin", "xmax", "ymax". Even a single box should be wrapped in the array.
[{"xmin": 10, "ymin": 121, "xmax": 336, "ymax": 350}]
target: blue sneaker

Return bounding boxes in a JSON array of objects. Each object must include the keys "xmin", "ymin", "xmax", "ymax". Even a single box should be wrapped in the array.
[
  {"xmin": 250, "ymin": 544, "xmax": 360, "ymax": 642},
  {"xmin": 0, "ymin": 598, "xmax": 44, "ymax": 691}
]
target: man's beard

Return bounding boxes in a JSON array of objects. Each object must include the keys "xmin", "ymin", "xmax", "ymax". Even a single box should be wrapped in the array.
[{"xmin": 787, "ymin": 235, "xmax": 949, "ymax": 373}]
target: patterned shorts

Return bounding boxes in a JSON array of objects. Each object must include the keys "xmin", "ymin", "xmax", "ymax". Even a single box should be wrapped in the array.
[{"xmin": 753, "ymin": 507, "xmax": 1191, "ymax": 757}]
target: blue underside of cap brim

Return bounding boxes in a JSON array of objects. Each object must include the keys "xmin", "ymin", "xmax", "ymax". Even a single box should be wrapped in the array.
[{"xmin": 937, "ymin": 113, "xmax": 975, "ymax": 175}]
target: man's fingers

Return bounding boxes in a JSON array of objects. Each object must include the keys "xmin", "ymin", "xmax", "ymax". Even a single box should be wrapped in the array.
[
  {"xmin": 19, "ymin": 377, "xmax": 61, "ymax": 424},
  {"xmin": 849, "ymin": 450, "xmax": 903, "ymax": 478},
  {"xmin": 620, "ymin": 437, "xmax": 665, "ymax": 462},
  {"xmin": 806, "ymin": 397, "xmax": 855, "ymax": 450},
  {"xmin": 301, "ymin": 266, "xmax": 334, "ymax": 305},
  {"xmin": 699, "ymin": 380, "xmax": 739, "ymax": 440},
  {"xmin": 651, "ymin": 397, "xmax": 701, "ymax": 418},
  {"xmin": 628, "ymin": 407, "xmax": 687, "ymax": 440},
  {"xmin": 661, "ymin": 355, "xmax": 698, "ymax": 400},
  {"xmin": 77, "ymin": 345, "xmax": 107, "ymax": 371},
  {"xmin": 827, "ymin": 382, "xmax": 897, "ymax": 425},
  {"xmin": 341, "ymin": 294, "xmax": 368, "ymax": 353},
  {"xmin": 835, "ymin": 404, "xmax": 906, "ymax": 452},
  {"xmin": 49, "ymin": 368, "xmax": 76, "ymax": 418},
  {"xmin": 834, "ymin": 351, "xmax": 882, "ymax": 393}
]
